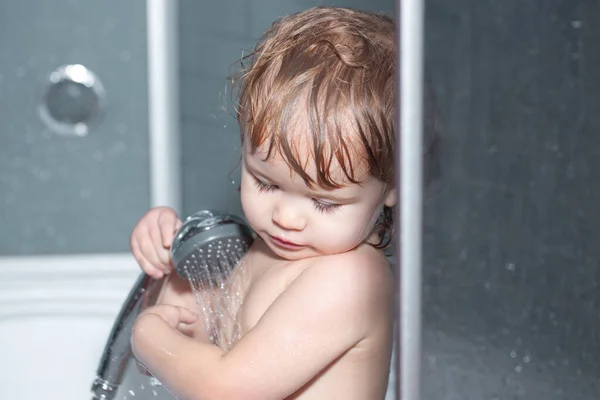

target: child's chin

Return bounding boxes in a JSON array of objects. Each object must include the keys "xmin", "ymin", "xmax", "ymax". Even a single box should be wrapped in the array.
[{"xmin": 265, "ymin": 244, "xmax": 314, "ymax": 261}]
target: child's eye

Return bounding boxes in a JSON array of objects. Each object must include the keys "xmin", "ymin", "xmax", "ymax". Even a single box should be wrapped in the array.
[
  {"xmin": 313, "ymin": 200, "xmax": 341, "ymax": 214},
  {"xmin": 253, "ymin": 178, "xmax": 277, "ymax": 193}
]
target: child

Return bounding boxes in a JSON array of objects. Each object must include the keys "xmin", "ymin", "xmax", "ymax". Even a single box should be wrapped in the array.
[{"xmin": 131, "ymin": 6, "xmax": 398, "ymax": 399}]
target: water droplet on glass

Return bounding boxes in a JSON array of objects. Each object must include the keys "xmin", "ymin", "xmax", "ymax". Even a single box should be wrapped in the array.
[
  {"xmin": 74, "ymin": 122, "xmax": 88, "ymax": 136},
  {"xmin": 571, "ymin": 20, "xmax": 583, "ymax": 28},
  {"xmin": 506, "ymin": 262, "xmax": 516, "ymax": 271},
  {"xmin": 510, "ymin": 350, "xmax": 517, "ymax": 358},
  {"xmin": 128, "ymin": 390, "xmax": 135, "ymax": 396},
  {"xmin": 515, "ymin": 337, "xmax": 523, "ymax": 345},
  {"xmin": 514, "ymin": 364, "xmax": 522, "ymax": 373},
  {"xmin": 149, "ymin": 376, "xmax": 162, "ymax": 387}
]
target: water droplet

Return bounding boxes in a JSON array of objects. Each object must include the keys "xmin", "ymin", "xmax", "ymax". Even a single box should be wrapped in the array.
[
  {"xmin": 571, "ymin": 20, "xmax": 583, "ymax": 28},
  {"xmin": 506, "ymin": 262, "xmax": 516, "ymax": 271},
  {"xmin": 128, "ymin": 390, "xmax": 136, "ymax": 396},
  {"xmin": 510, "ymin": 350, "xmax": 517, "ymax": 358},
  {"xmin": 523, "ymin": 355, "xmax": 530, "ymax": 363},
  {"xmin": 149, "ymin": 377, "xmax": 162, "ymax": 387},
  {"xmin": 74, "ymin": 122, "xmax": 88, "ymax": 136},
  {"xmin": 514, "ymin": 364, "xmax": 522, "ymax": 373}
]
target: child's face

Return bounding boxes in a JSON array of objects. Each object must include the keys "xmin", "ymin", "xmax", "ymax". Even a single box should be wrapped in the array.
[{"xmin": 239, "ymin": 139, "xmax": 396, "ymax": 260}]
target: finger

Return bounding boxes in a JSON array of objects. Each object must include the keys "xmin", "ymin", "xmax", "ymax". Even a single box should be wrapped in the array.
[
  {"xmin": 131, "ymin": 237, "xmax": 162, "ymax": 278},
  {"xmin": 146, "ymin": 305, "xmax": 181, "ymax": 327},
  {"xmin": 156, "ymin": 248, "xmax": 172, "ymax": 272},
  {"xmin": 130, "ymin": 235, "xmax": 143, "ymax": 262},
  {"xmin": 174, "ymin": 306, "xmax": 198, "ymax": 326},
  {"xmin": 139, "ymin": 258, "xmax": 164, "ymax": 279},
  {"xmin": 158, "ymin": 211, "xmax": 180, "ymax": 248},
  {"xmin": 139, "ymin": 234, "xmax": 169, "ymax": 275},
  {"xmin": 149, "ymin": 229, "xmax": 172, "ymax": 269}
]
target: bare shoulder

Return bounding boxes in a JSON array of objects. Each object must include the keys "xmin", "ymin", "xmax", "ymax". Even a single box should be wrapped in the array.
[
  {"xmin": 307, "ymin": 246, "xmax": 393, "ymax": 294},
  {"xmin": 289, "ymin": 246, "xmax": 394, "ymax": 327}
]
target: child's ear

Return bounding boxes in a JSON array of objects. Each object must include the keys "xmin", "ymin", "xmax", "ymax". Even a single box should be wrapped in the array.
[{"xmin": 383, "ymin": 186, "xmax": 397, "ymax": 207}]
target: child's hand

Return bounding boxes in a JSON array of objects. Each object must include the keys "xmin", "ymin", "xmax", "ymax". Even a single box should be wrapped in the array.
[
  {"xmin": 138, "ymin": 304, "xmax": 198, "ymax": 330},
  {"xmin": 132, "ymin": 305, "xmax": 198, "ymax": 376},
  {"xmin": 130, "ymin": 206, "xmax": 183, "ymax": 279},
  {"xmin": 133, "ymin": 304, "xmax": 198, "ymax": 377}
]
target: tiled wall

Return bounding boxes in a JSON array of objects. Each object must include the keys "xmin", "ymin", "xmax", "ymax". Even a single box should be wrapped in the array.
[{"xmin": 0, "ymin": 0, "xmax": 150, "ymax": 255}]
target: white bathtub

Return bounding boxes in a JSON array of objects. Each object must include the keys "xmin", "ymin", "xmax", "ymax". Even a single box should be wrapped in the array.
[{"xmin": 0, "ymin": 254, "xmax": 139, "ymax": 400}]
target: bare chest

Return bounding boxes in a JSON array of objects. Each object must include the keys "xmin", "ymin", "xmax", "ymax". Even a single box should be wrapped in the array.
[{"xmin": 236, "ymin": 255, "xmax": 306, "ymax": 334}]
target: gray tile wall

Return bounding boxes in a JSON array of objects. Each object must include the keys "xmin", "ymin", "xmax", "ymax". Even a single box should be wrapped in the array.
[{"xmin": 0, "ymin": 0, "xmax": 150, "ymax": 255}]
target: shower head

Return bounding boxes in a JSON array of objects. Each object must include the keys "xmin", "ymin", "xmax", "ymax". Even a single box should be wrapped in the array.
[
  {"xmin": 170, "ymin": 210, "xmax": 254, "ymax": 281},
  {"xmin": 91, "ymin": 210, "xmax": 252, "ymax": 400}
]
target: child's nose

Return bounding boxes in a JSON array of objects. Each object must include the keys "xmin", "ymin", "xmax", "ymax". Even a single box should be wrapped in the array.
[{"xmin": 272, "ymin": 203, "xmax": 306, "ymax": 231}]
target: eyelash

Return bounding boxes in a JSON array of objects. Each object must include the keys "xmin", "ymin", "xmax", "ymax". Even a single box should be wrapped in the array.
[{"xmin": 252, "ymin": 178, "xmax": 341, "ymax": 214}]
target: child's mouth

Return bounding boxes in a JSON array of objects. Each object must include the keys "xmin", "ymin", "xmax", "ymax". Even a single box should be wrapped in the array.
[{"xmin": 269, "ymin": 235, "xmax": 304, "ymax": 250}]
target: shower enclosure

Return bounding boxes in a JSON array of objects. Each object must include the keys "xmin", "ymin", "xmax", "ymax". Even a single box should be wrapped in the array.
[
  {"xmin": 0, "ymin": 1, "xmax": 179, "ymax": 399},
  {"xmin": 418, "ymin": 0, "xmax": 600, "ymax": 398},
  {"xmin": 0, "ymin": 0, "xmax": 598, "ymax": 399}
]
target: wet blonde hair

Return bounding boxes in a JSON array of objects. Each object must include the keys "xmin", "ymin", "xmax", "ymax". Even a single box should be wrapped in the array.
[{"xmin": 232, "ymin": 7, "xmax": 425, "ymax": 248}]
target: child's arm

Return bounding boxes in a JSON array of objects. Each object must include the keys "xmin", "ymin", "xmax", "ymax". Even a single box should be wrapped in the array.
[
  {"xmin": 154, "ymin": 272, "xmax": 213, "ymax": 342},
  {"xmin": 131, "ymin": 251, "xmax": 392, "ymax": 400}
]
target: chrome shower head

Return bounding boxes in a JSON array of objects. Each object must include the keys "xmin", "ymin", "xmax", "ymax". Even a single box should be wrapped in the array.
[
  {"xmin": 90, "ymin": 210, "xmax": 252, "ymax": 400},
  {"xmin": 170, "ymin": 210, "xmax": 254, "ymax": 281}
]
